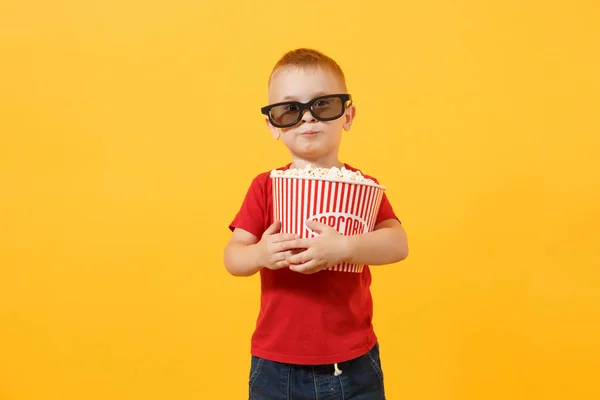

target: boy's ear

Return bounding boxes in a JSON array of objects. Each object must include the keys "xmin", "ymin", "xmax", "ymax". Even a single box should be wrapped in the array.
[
  {"xmin": 343, "ymin": 105, "xmax": 356, "ymax": 131},
  {"xmin": 265, "ymin": 116, "xmax": 280, "ymax": 140}
]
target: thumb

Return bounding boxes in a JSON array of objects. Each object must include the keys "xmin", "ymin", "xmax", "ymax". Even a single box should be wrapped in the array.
[
  {"xmin": 305, "ymin": 219, "xmax": 332, "ymax": 234},
  {"xmin": 263, "ymin": 220, "xmax": 281, "ymax": 237}
]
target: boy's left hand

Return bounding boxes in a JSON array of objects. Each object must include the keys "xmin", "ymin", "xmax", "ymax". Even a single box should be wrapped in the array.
[{"xmin": 283, "ymin": 220, "xmax": 349, "ymax": 274}]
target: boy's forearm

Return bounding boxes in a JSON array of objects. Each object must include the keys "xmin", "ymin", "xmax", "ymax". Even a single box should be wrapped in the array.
[
  {"xmin": 223, "ymin": 242, "xmax": 263, "ymax": 277},
  {"xmin": 342, "ymin": 225, "xmax": 408, "ymax": 266}
]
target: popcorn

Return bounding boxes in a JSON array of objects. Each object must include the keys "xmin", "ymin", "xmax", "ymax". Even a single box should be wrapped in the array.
[
  {"xmin": 270, "ymin": 163, "xmax": 386, "ymax": 273},
  {"xmin": 270, "ymin": 164, "xmax": 377, "ymax": 185}
]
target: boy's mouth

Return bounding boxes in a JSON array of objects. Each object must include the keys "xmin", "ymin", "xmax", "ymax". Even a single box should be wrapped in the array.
[{"xmin": 299, "ymin": 130, "xmax": 319, "ymax": 136}]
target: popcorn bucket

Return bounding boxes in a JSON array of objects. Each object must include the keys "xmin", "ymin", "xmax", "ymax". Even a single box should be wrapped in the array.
[{"xmin": 271, "ymin": 174, "xmax": 386, "ymax": 273}]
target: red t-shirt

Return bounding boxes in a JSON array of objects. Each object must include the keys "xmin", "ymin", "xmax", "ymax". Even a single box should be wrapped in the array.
[{"xmin": 228, "ymin": 163, "xmax": 399, "ymax": 365}]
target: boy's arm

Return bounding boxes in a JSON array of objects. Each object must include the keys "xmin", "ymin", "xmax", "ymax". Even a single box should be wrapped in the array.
[
  {"xmin": 224, "ymin": 222, "xmax": 302, "ymax": 277},
  {"xmin": 223, "ymin": 228, "xmax": 262, "ymax": 277},
  {"xmin": 283, "ymin": 219, "xmax": 408, "ymax": 274},
  {"xmin": 343, "ymin": 218, "xmax": 408, "ymax": 266}
]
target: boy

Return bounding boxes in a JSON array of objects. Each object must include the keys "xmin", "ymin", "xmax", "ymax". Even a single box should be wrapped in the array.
[{"xmin": 224, "ymin": 48, "xmax": 408, "ymax": 399}]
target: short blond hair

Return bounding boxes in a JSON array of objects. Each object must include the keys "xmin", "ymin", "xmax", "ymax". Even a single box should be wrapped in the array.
[{"xmin": 268, "ymin": 48, "xmax": 348, "ymax": 91}]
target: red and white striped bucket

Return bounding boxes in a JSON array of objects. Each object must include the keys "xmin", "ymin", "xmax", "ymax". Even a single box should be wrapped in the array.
[{"xmin": 271, "ymin": 175, "xmax": 385, "ymax": 273}]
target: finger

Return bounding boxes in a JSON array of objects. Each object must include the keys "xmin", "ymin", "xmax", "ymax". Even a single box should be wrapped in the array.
[
  {"xmin": 272, "ymin": 259, "xmax": 290, "ymax": 269},
  {"xmin": 286, "ymin": 251, "xmax": 310, "ymax": 265},
  {"xmin": 267, "ymin": 251, "xmax": 294, "ymax": 269},
  {"xmin": 263, "ymin": 220, "xmax": 281, "ymax": 237},
  {"xmin": 271, "ymin": 233, "xmax": 300, "ymax": 243},
  {"xmin": 289, "ymin": 260, "xmax": 320, "ymax": 274},
  {"xmin": 277, "ymin": 250, "xmax": 295, "ymax": 262},
  {"xmin": 269, "ymin": 251, "xmax": 293, "ymax": 269},
  {"xmin": 280, "ymin": 238, "xmax": 311, "ymax": 251},
  {"xmin": 305, "ymin": 220, "xmax": 332, "ymax": 234}
]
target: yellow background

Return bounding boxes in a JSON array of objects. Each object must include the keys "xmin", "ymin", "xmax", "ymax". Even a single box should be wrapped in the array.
[{"xmin": 1, "ymin": 0, "xmax": 599, "ymax": 399}]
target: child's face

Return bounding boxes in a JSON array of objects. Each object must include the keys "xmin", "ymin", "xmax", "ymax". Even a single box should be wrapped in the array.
[{"xmin": 264, "ymin": 66, "xmax": 355, "ymax": 166}]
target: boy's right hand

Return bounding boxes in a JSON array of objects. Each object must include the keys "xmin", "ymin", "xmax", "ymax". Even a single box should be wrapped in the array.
[{"xmin": 256, "ymin": 221, "xmax": 301, "ymax": 270}]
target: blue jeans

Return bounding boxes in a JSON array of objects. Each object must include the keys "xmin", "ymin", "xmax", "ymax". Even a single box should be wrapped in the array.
[{"xmin": 249, "ymin": 342, "xmax": 385, "ymax": 399}]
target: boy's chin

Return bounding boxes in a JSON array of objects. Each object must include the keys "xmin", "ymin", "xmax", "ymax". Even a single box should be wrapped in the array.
[{"xmin": 288, "ymin": 149, "xmax": 333, "ymax": 162}]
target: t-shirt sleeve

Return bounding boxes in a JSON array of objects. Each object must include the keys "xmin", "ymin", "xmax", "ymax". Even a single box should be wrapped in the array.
[
  {"xmin": 376, "ymin": 192, "xmax": 400, "ymax": 225},
  {"xmin": 228, "ymin": 175, "xmax": 268, "ymax": 239},
  {"xmin": 367, "ymin": 175, "xmax": 400, "ymax": 225}
]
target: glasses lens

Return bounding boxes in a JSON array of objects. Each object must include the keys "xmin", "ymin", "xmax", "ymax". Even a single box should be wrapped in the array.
[
  {"xmin": 269, "ymin": 103, "xmax": 301, "ymax": 126},
  {"xmin": 312, "ymin": 96, "xmax": 343, "ymax": 119}
]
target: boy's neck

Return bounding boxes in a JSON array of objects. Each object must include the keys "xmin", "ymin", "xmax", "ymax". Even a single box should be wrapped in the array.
[{"xmin": 291, "ymin": 156, "xmax": 344, "ymax": 170}]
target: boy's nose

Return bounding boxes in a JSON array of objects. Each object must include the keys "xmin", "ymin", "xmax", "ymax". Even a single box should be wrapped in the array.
[{"xmin": 300, "ymin": 109, "xmax": 317, "ymax": 124}]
